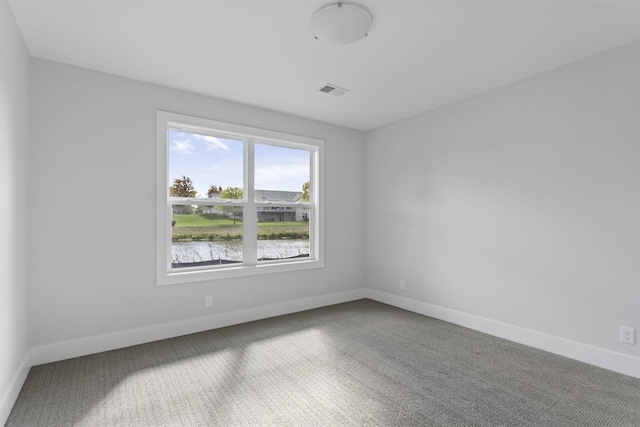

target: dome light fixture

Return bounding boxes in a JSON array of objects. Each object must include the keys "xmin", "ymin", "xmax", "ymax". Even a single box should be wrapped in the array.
[{"xmin": 311, "ymin": 3, "xmax": 372, "ymax": 46}]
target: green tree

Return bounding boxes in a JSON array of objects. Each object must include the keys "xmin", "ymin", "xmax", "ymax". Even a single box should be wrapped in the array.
[
  {"xmin": 217, "ymin": 186, "xmax": 244, "ymax": 224},
  {"xmin": 220, "ymin": 186, "xmax": 243, "ymax": 199},
  {"xmin": 301, "ymin": 181, "xmax": 310, "ymax": 202}
]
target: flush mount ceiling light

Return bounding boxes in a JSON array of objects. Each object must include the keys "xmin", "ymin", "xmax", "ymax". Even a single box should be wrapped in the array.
[{"xmin": 311, "ymin": 3, "xmax": 372, "ymax": 46}]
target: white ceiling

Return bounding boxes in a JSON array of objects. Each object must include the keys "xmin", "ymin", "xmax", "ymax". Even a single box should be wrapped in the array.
[{"xmin": 8, "ymin": 0, "xmax": 640, "ymax": 131}]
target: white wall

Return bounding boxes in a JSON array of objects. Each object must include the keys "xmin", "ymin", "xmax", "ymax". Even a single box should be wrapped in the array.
[
  {"xmin": 365, "ymin": 40, "xmax": 640, "ymax": 370},
  {"xmin": 28, "ymin": 59, "xmax": 365, "ymax": 348},
  {"xmin": 0, "ymin": 0, "xmax": 29, "ymax": 421}
]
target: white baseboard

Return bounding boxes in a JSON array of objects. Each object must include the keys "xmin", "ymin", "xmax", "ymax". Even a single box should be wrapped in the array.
[
  {"xmin": 364, "ymin": 289, "xmax": 640, "ymax": 379},
  {"xmin": 30, "ymin": 288, "xmax": 366, "ymax": 366},
  {"xmin": 0, "ymin": 350, "xmax": 31, "ymax": 426}
]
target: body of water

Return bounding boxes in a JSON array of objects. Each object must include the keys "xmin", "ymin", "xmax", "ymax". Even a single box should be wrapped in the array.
[{"xmin": 172, "ymin": 239, "xmax": 309, "ymax": 265}]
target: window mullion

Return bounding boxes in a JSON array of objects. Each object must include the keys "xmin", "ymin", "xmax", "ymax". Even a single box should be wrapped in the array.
[
  {"xmin": 243, "ymin": 139, "xmax": 258, "ymax": 265},
  {"xmin": 309, "ymin": 149, "xmax": 317, "ymax": 259}
]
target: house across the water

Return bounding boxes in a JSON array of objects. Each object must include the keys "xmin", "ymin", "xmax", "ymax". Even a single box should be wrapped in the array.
[{"xmin": 255, "ymin": 190, "xmax": 308, "ymax": 222}]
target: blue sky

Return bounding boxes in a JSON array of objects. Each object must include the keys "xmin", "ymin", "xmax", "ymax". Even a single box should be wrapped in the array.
[{"xmin": 169, "ymin": 130, "xmax": 310, "ymax": 197}]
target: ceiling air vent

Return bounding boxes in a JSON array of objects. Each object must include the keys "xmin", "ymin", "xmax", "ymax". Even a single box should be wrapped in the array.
[{"xmin": 318, "ymin": 83, "xmax": 350, "ymax": 97}]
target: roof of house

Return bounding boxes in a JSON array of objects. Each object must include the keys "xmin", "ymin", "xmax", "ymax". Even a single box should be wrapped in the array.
[{"xmin": 255, "ymin": 190, "xmax": 302, "ymax": 203}]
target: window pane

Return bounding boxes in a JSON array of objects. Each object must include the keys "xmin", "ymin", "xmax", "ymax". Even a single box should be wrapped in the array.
[
  {"xmin": 254, "ymin": 143, "xmax": 310, "ymax": 201},
  {"xmin": 168, "ymin": 130, "xmax": 244, "ymax": 200},
  {"xmin": 257, "ymin": 207, "xmax": 309, "ymax": 261},
  {"xmin": 171, "ymin": 205, "xmax": 243, "ymax": 268}
]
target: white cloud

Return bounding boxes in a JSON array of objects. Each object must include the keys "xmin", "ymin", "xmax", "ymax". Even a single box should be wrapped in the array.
[
  {"xmin": 192, "ymin": 134, "xmax": 230, "ymax": 152},
  {"xmin": 255, "ymin": 163, "xmax": 309, "ymax": 191},
  {"xmin": 171, "ymin": 140, "xmax": 194, "ymax": 155}
]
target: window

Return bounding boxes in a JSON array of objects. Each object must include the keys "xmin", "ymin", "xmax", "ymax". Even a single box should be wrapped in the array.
[{"xmin": 157, "ymin": 111, "xmax": 324, "ymax": 285}]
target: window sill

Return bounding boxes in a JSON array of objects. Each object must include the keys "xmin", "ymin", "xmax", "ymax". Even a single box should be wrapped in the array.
[{"xmin": 157, "ymin": 258, "xmax": 324, "ymax": 286}]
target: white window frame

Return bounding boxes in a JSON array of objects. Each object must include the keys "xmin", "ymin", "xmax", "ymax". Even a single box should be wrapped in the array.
[{"xmin": 156, "ymin": 111, "xmax": 324, "ymax": 285}]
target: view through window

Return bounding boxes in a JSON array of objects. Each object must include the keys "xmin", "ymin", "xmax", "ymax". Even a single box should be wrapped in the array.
[{"xmin": 157, "ymin": 112, "xmax": 323, "ymax": 284}]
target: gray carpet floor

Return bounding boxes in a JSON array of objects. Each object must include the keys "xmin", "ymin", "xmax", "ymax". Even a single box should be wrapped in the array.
[{"xmin": 7, "ymin": 299, "xmax": 640, "ymax": 426}]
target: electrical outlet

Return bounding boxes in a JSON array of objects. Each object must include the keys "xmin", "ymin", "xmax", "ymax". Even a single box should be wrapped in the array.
[
  {"xmin": 205, "ymin": 296, "xmax": 213, "ymax": 308},
  {"xmin": 620, "ymin": 326, "xmax": 635, "ymax": 345},
  {"xmin": 399, "ymin": 280, "xmax": 406, "ymax": 291}
]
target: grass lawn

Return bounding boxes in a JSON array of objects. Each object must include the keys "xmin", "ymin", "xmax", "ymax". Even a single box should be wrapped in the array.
[
  {"xmin": 172, "ymin": 213, "xmax": 241, "ymax": 227},
  {"xmin": 172, "ymin": 214, "xmax": 308, "ymax": 241}
]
